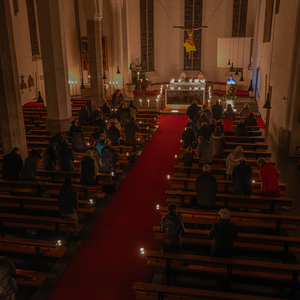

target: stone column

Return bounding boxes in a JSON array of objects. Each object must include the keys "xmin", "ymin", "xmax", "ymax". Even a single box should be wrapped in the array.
[
  {"xmin": 86, "ymin": 17, "xmax": 105, "ymax": 107},
  {"xmin": 36, "ymin": 0, "xmax": 72, "ymax": 135},
  {"xmin": 0, "ymin": 0, "xmax": 28, "ymax": 158},
  {"xmin": 110, "ymin": 0, "xmax": 124, "ymax": 89}
]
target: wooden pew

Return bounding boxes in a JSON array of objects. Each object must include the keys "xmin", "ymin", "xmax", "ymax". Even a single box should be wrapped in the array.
[
  {"xmin": 158, "ymin": 207, "xmax": 300, "ymax": 233},
  {"xmin": 0, "ymin": 212, "xmax": 83, "ymax": 233},
  {"xmin": 0, "ymin": 236, "xmax": 67, "ymax": 257},
  {"xmin": 15, "ymin": 269, "xmax": 47, "ymax": 288},
  {"xmin": 165, "ymin": 190, "xmax": 293, "ymax": 213},
  {"xmin": 144, "ymin": 250, "xmax": 300, "ymax": 289},
  {"xmin": 152, "ymin": 226, "xmax": 300, "ymax": 262},
  {"xmin": 133, "ymin": 282, "xmax": 284, "ymax": 300}
]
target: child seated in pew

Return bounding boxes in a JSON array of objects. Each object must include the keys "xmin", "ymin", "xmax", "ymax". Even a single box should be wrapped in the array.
[
  {"xmin": 183, "ymin": 146, "xmax": 195, "ymax": 167},
  {"xmin": 160, "ymin": 204, "xmax": 185, "ymax": 253},
  {"xmin": 208, "ymin": 208, "xmax": 238, "ymax": 258},
  {"xmin": 0, "ymin": 256, "xmax": 17, "ymax": 300},
  {"xmin": 58, "ymin": 177, "xmax": 78, "ymax": 222}
]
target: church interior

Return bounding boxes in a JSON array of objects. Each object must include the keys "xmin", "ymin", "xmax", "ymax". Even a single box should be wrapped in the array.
[{"xmin": 1, "ymin": 0, "xmax": 300, "ymax": 299}]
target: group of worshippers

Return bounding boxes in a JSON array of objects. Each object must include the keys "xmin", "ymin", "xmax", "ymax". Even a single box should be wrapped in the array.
[{"xmin": 160, "ymin": 100, "xmax": 280, "ymax": 259}]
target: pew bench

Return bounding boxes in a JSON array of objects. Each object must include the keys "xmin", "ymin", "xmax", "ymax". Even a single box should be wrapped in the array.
[
  {"xmin": 165, "ymin": 190, "xmax": 293, "ymax": 213},
  {"xmin": 0, "ymin": 236, "xmax": 67, "ymax": 257},
  {"xmin": 15, "ymin": 269, "xmax": 47, "ymax": 288}
]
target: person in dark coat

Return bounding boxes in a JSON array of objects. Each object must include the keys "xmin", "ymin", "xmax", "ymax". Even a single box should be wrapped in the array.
[
  {"xmin": 197, "ymin": 136, "xmax": 213, "ymax": 167},
  {"xmin": 195, "ymin": 164, "xmax": 218, "ymax": 208},
  {"xmin": 234, "ymin": 120, "xmax": 248, "ymax": 136},
  {"xmin": 107, "ymin": 113, "xmax": 122, "ymax": 132},
  {"xmin": 196, "ymin": 112, "xmax": 210, "ymax": 129},
  {"xmin": 0, "ymin": 256, "xmax": 18, "ymax": 300},
  {"xmin": 186, "ymin": 100, "xmax": 200, "ymax": 120},
  {"xmin": 209, "ymin": 208, "xmax": 238, "ymax": 257},
  {"xmin": 87, "ymin": 138, "xmax": 101, "ymax": 171},
  {"xmin": 202, "ymin": 104, "xmax": 212, "ymax": 121},
  {"xmin": 57, "ymin": 140, "xmax": 77, "ymax": 172},
  {"xmin": 183, "ymin": 146, "xmax": 195, "ymax": 167},
  {"xmin": 208, "ymin": 118, "xmax": 216, "ymax": 133},
  {"xmin": 193, "ymin": 110, "xmax": 202, "ymax": 125},
  {"xmin": 90, "ymin": 127, "xmax": 101, "ymax": 144},
  {"xmin": 102, "ymin": 101, "xmax": 112, "ymax": 114},
  {"xmin": 160, "ymin": 204, "xmax": 185, "ymax": 253},
  {"xmin": 232, "ymin": 160, "xmax": 252, "ymax": 195},
  {"xmin": 78, "ymin": 105, "xmax": 89, "ymax": 126},
  {"xmin": 80, "ymin": 150, "xmax": 98, "ymax": 185},
  {"xmin": 93, "ymin": 114, "xmax": 106, "ymax": 134},
  {"xmin": 211, "ymin": 126, "xmax": 225, "ymax": 158},
  {"xmin": 107, "ymin": 122, "xmax": 121, "ymax": 146},
  {"xmin": 21, "ymin": 149, "xmax": 44, "ymax": 181},
  {"xmin": 69, "ymin": 121, "xmax": 78, "ymax": 137},
  {"xmin": 182, "ymin": 123, "xmax": 197, "ymax": 148},
  {"xmin": 244, "ymin": 112, "xmax": 258, "ymax": 127},
  {"xmin": 42, "ymin": 143, "xmax": 57, "ymax": 170},
  {"xmin": 197, "ymin": 122, "xmax": 212, "ymax": 140},
  {"xmin": 111, "ymin": 90, "xmax": 119, "ymax": 110},
  {"xmin": 124, "ymin": 118, "xmax": 140, "ymax": 148},
  {"xmin": 101, "ymin": 139, "xmax": 118, "ymax": 173},
  {"xmin": 86, "ymin": 100, "xmax": 94, "ymax": 121},
  {"xmin": 212, "ymin": 100, "xmax": 223, "ymax": 120},
  {"xmin": 120, "ymin": 103, "xmax": 131, "ymax": 127},
  {"xmin": 2, "ymin": 147, "xmax": 23, "ymax": 180},
  {"xmin": 92, "ymin": 107, "xmax": 101, "ymax": 125},
  {"xmin": 95, "ymin": 134, "xmax": 107, "ymax": 157},
  {"xmin": 224, "ymin": 104, "xmax": 235, "ymax": 120},
  {"xmin": 72, "ymin": 127, "xmax": 87, "ymax": 152},
  {"xmin": 50, "ymin": 132, "xmax": 63, "ymax": 150},
  {"xmin": 128, "ymin": 101, "xmax": 138, "ymax": 120},
  {"xmin": 58, "ymin": 177, "xmax": 78, "ymax": 222}
]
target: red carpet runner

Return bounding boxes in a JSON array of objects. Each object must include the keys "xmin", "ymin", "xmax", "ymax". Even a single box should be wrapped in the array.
[{"xmin": 47, "ymin": 116, "xmax": 188, "ymax": 300}]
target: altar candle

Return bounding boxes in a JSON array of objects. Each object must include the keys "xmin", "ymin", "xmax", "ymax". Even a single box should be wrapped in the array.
[
  {"xmin": 147, "ymin": 99, "xmax": 150, "ymax": 108},
  {"xmin": 137, "ymin": 72, "xmax": 140, "ymax": 81},
  {"xmin": 139, "ymin": 99, "xmax": 142, "ymax": 107}
]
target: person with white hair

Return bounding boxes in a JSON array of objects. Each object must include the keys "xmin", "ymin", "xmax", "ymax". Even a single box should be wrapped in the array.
[
  {"xmin": 239, "ymin": 103, "xmax": 252, "ymax": 117},
  {"xmin": 195, "ymin": 164, "xmax": 218, "ymax": 208},
  {"xmin": 186, "ymin": 99, "xmax": 200, "ymax": 120},
  {"xmin": 226, "ymin": 146, "xmax": 245, "ymax": 179},
  {"xmin": 208, "ymin": 208, "xmax": 238, "ymax": 257}
]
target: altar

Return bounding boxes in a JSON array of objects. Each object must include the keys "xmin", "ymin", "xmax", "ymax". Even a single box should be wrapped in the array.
[{"xmin": 165, "ymin": 79, "xmax": 206, "ymax": 108}]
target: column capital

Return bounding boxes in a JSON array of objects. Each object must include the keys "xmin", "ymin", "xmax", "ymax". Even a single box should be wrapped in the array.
[{"xmin": 83, "ymin": 0, "xmax": 103, "ymax": 20}]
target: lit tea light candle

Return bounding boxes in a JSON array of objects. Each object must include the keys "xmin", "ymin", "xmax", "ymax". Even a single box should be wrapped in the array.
[
  {"xmin": 57, "ymin": 240, "xmax": 62, "ymax": 246},
  {"xmin": 89, "ymin": 199, "xmax": 94, "ymax": 204},
  {"xmin": 175, "ymin": 154, "xmax": 177, "ymax": 158},
  {"xmin": 156, "ymin": 204, "xmax": 160, "ymax": 210},
  {"xmin": 139, "ymin": 99, "xmax": 142, "ymax": 107},
  {"xmin": 167, "ymin": 175, "xmax": 170, "ymax": 179}
]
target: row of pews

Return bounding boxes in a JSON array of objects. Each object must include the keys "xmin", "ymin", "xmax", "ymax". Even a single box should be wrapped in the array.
[
  {"xmin": 133, "ymin": 119, "xmax": 300, "ymax": 299},
  {"xmin": 0, "ymin": 100, "xmax": 160, "ymax": 298}
]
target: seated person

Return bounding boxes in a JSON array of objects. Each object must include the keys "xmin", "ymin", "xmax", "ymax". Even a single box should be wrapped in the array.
[
  {"xmin": 239, "ymin": 103, "xmax": 251, "ymax": 117},
  {"xmin": 234, "ymin": 120, "xmax": 248, "ymax": 136},
  {"xmin": 208, "ymin": 208, "xmax": 238, "ymax": 258},
  {"xmin": 244, "ymin": 112, "xmax": 258, "ymax": 127},
  {"xmin": 80, "ymin": 150, "xmax": 98, "ymax": 185},
  {"xmin": 21, "ymin": 149, "xmax": 44, "ymax": 181},
  {"xmin": 224, "ymin": 104, "xmax": 235, "ymax": 120},
  {"xmin": 160, "ymin": 204, "xmax": 185, "ymax": 253},
  {"xmin": 2, "ymin": 147, "xmax": 23, "ymax": 180},
  {"xmin": 183, "ymin": 146, "xmax": 195, "ymax": 167},
  {"xmin": 72, "ymin": 127, "xmax": 87, "ymax": 152},
  {"xmin": 197, "ymin": 136, "xmax": 213, "ymax": 167},
  {"xmin": 107, "ymin": 122, "xmax": 121, "ymax": 146},
  {"xmin": 101, "ymin": 139, "xmax": 118, "ymax": 173},
  {"xmin": 58, "ymin": 177, "xmax": 78, "ymax": 222},
  {"xmin": 0, "ymin": 256, "xmax": 17, "ymax": 300},
  {"xmin": 69, "ymin": 120, "xmax": 78, "ymax": 136},
  {"xmin": 232, "ymin": 160, "xmax": 252, "ymax": 195}
]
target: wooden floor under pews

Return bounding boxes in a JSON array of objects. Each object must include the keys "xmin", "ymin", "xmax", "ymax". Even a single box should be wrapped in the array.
[
  {"xmin": 134, "ymin": 118, "xmax": 300, "ymax": 299},
  {"xmin": 0, "ymin": 100, "xmax": 160, "ymax": 299}
]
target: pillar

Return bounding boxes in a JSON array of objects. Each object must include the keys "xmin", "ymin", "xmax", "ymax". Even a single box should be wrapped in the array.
[
  {"xmin": 36, "ymin": 0, "xmax": 72, "ymax": 135},
  {"xmin": 0, "ymin": 0, "xmax": 28, "ymax": 158},
  {"xmin": 110, "ymin": 0, "xmax": 124, "ymax": 89},
  {"xmin": 86, "ymin": 17, "xmax": 105, "ymax": 107}
]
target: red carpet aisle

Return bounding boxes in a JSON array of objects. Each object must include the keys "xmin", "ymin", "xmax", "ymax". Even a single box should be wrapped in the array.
[
  {"xmin": 256, "ymin": 117, "xmax": 266, "ymax": 129},
  {"xmin": 47, "ymin": 116, "xmax": 188, "ymax": 300}
]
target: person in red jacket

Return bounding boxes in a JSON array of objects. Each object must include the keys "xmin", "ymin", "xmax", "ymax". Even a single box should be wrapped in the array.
[
  {"xmin": 222, "ymin": 111, "xmax": 233, "ymax": 131},
  {"xmin": 257, "ymin": 157, "xmax": 280, "ymax": 197}
]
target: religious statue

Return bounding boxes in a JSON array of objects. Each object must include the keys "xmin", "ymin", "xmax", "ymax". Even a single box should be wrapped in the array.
[
  {"xmin": 19, "ymin": 74, "xmax": 27, "ymax": 94},
  {"xmin": 198, "ymin": 71, "xmax": 205, "ymax": 81},
  {"xmin": 28, "ymin": 75, "xmax": 35, "ymax": 90},
  {"xmin": 173, "ymin": 25, "xmax": 208, "ymax": 52},
  {"xmin": 179, "ymin": 70, "xmax": 187, "ymax": 82}
]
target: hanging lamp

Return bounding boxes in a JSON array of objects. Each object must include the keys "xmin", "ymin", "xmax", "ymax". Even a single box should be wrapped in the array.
[
  {"xmin": 263, "ymin": 93, "xmax": 271, "ymax": 109},
  {"xmin": 239, "ymin": 71, "xmax": 244, "ymax": 81},
  {"xmin": 117, "ymin": 66, "xmax": 121, "ymax": 74},
  {"xmin": 102, "ymin": 71, "xmax": 107, "ymax": 80}
]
